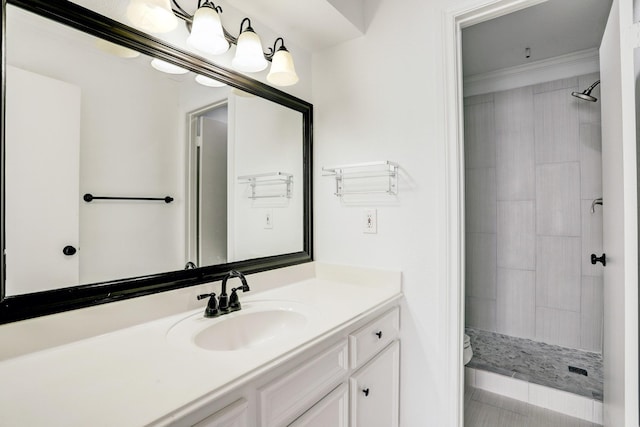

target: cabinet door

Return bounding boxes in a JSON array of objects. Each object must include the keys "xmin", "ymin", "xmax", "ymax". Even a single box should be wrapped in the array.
[
  {"xmin": 258, "ymin": 340, "xmax": 349, "ymax": 426},
  {"xmin": 350, "ymin": 340, "xmax": 400, "ymax": 427},
  {"xmin": 288, "ymin": 384, "xmax": 348, "ymax": 427},
  {"xmin": 193, "ymin": 398, "xmax": 248, "ymax": 427}
]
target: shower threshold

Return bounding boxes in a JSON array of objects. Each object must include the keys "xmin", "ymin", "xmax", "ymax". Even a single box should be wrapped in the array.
[{"xmin": 465, "ymin": 327, "xmax": 603, "ymax": 401}]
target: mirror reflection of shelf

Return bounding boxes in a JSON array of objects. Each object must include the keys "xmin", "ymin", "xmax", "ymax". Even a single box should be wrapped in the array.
[
  {"xmin": 322, "ymin": 161, "xmax": 399, "ymax": 197},
  {"xmin": 238, "ymin": 172, "xmax": 293, "ymax": 199}
]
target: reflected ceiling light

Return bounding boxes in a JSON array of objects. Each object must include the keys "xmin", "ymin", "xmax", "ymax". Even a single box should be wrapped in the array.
[
  {"xmin": 151, "ymin": 58, "xmax": 189, "ymax": 74},
  {"xmin": 126, "ymin": 0, "xmax": 178, "ymax": 33},
  {"xmin": 231, "ymin": 18, "xmax": 268, "ymax": 73},
  {"xmin": 267, "ymin": 38, "xmax": 299, "ymax": 87},
  {"xmin": 186, "ymin": 2, "xmax": 229, "ymax": 55},
  {"xmin": 195, "ymin": 74, "xmax": 227, "ymax": 87},
  {"xmin": 94, "ymin": 39, "xmax": 141, "ymax": 58},
  {"xmin": 125, "ymin": 0, "xmax": 298, "ymax": 86}
]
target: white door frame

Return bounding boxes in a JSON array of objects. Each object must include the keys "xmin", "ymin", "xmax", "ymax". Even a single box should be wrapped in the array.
[
  {"xmin": 444, "ymin": 0, "xmax": 639, "ymax": 426},
  {"xmin": 442, "ymin": 0, "xmax": 573, "ymax": 425}
]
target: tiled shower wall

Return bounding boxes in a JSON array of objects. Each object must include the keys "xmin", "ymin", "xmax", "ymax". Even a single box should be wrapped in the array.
[{"xmin": 464, "ymin": 73, "xmax": 604, "ymax": 352}]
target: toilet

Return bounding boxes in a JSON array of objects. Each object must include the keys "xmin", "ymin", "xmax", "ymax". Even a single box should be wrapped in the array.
[{"xmin": 463, "ymin": 334, "xmax": 473, "ymax": 365}]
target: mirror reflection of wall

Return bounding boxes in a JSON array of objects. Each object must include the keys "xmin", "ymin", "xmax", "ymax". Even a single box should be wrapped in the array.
[
  {"xmin": 186, "ymin": 94, "xmax": 304, "ymax": 268},
  {"xmin": 230, "ymin": 94, "xmax": 303, "ymax": 261},
  {"xmin": 4, "ymin": 4, "xmax": 305, "ymax": 297}
]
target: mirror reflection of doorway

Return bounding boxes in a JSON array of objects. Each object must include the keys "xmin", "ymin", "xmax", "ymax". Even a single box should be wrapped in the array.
[{"xmin": 190, "ymin": 103, "xmax": 228, "ymax": 267}]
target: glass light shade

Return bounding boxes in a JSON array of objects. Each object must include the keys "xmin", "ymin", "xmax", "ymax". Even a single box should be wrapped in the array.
[
  {"xmin": 94, "ymin": 39, "xmax": 140, "ymax": 58},
  {"xmin": 187, "ymin": 6, "xmax": 229, "ymax": 55},
  {"xmin": 151, "ymin": 58, "xmax": 189, "ymax": 74},
  {"xmin": 232, "ymin": 30, "xmax": 268, "ymax": 72},
  {"xmin": 126, "ymin": 0, "xmax": 178, "ymax": 33},
  {"xmin": 267, "ymin": 48, "xmax": 299, "ymax": 86},
  {"xmin": 195, "ymin": 74, "xmax": 227, "ymax": 87}
]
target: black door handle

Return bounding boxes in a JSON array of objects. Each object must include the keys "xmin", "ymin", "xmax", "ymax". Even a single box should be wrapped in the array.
[
  {"xmin": 62, "ymin": 245, "xmax": 77, "ymax": 256},
  {"xmin": 591, "ymin": 253, "xmax": 606, "ymax": 266}
]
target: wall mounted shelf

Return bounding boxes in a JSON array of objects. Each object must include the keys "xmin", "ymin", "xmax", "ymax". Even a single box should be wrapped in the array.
[
  {"xmin": 322, "ymin": 161, "xmax": 399, "ymax": 197},
  {"xmin": 238, "ymin": 172, "xmax": 293, "ymax": 199}
]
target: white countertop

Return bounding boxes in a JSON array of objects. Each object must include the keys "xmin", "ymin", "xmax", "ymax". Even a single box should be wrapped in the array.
[{"xmin": 0, "ymin": 264, "xmax": 401, "ymax": 426}]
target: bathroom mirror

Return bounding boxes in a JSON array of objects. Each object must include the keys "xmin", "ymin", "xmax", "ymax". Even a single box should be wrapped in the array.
[{"xmin": 0, "ymin": 0, "xmax": 313, "ymax": 323}]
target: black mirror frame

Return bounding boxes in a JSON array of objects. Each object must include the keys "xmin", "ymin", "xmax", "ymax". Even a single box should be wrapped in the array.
[{"xmin": 0, "ymin": 0, "xmax": 313, "ymax": 324}]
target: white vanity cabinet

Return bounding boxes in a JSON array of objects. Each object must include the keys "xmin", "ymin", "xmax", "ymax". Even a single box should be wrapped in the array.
[
  {"xmin": 173, "ymin": 307, "xmax": 400, "ymax": 427},
  {"xmin": 283, "ymin": 308, "xmax": 400, "ymax": 427}
]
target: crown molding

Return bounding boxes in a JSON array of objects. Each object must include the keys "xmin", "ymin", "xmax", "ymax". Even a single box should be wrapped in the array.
[{"xmin": 464, "ymin": 47, "xmax": 600, "ymax": 96}]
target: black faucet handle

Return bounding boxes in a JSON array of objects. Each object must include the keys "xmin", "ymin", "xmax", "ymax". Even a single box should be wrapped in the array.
[
  {"xmin": 228, "ymin": 288, "xmax": 242, "ymax": 312},
  {"xmin": 197, "ymin": 292, "xmax": 216, "ymax": 300},
  {"xmin": 197, "ymin": 292, "xmax": 220, "ymax": 318}
]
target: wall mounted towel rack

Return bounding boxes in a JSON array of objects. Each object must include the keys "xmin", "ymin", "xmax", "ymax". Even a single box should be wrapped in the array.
[
  {"xmin": 322, "ymin": 161, "xmax": 399, "ymax": 197},
  {"xmin": 238, "ymin": 172, "xmax": 293, "ymax": 199},
  {"xmin": 83, "ymin": 193, "xmax": 174, "ymax": 203}
]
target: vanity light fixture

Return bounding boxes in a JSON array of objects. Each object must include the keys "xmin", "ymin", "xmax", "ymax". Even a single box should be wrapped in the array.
[
  {"xmin": 126, "ymin": 0, "xmax": 299, "ymax": 86},
  {"xmin": 231, "ymin": 18, "xmax": 268, "ymax": 73},
  {"xmin": 186, "ymin": 2, "xmax": 228, "ymax": 55},
  {"xmin": 267, "ymin": 38, "xmax": 298, "ymax": 87}
]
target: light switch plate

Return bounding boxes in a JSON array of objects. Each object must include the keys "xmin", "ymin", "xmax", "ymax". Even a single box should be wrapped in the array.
[
  {"xmin": 264, "ymin": 209, "xmax": 273, "ymax": 229},
  {"xmin": 363, "ymin": 209, "xmax": 377, "ymax": 234}
]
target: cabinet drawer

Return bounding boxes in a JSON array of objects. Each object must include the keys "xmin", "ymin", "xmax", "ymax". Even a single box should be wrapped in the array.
[
  {"xmin": 350, "ymin": 341, "xmax": 400, "ymax": 427},
  {"xmin": 258, "ymin": 340, "xmax": 349, "ymax": 427},
  {"xmin": 288, "ymin": 384, "xmax": 348, "ymax": 427},
  {"xmin": 349, "ymin": 307, "xmax": 399, "ymax": 369}
]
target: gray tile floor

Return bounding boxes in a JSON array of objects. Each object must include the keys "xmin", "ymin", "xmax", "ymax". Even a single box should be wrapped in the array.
[
  {"xmin": 466, "ymin": 328, "xmax": 603, "ymax": 400},
  {"xmin": 465, "ymin": 387, "xmax": 601, "ymax": 427}
]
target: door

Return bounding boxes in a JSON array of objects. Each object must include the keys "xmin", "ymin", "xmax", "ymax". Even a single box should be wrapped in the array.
[
  {"xmin": 350, "ymin": 340, "xmax": 400, "ymax": 427},
  {"xmin": 199, "ymin": 115, "xmax": 228, "ymax": 266},
  {"xmin": 5, "ymin": 66, "xmax": 80, "ymax": 295},
  {"xmin": 600, "ymin": 0, "xmax": 639, "ymax": 425}
]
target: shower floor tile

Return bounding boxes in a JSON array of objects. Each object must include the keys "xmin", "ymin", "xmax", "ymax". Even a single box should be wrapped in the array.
[{"xmin": 465, "ymin": 328, "xmax": 603, "ymax": 400}]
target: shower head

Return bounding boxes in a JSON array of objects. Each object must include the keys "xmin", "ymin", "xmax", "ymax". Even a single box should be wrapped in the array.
[{"xmin": 571, "ymin": 80, "xmax": 600, "ymax": 102}]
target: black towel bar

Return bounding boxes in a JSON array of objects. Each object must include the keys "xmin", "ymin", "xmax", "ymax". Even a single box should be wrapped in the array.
[{"xmin": 83, "ymin": 193, "xmax": 174, "ymax": 203}]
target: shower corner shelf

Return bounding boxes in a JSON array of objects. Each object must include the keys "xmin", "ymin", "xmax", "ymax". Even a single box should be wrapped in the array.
[
  {"xmin": 322, "ymin": 161, "xmax": 399, "ymax": 197},
  {"xmin": 238, "ymin": 172, "xmax": 293, "ymax": 199}
]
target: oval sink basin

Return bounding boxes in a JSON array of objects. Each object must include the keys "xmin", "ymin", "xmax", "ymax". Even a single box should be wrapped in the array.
[
  {"xmin": 167, "ymin": 301, "xmax": 311, "ymax": 352},
  {"xmin": 194, "ymin": 309, "xmax": 306, "ymax": 351}
]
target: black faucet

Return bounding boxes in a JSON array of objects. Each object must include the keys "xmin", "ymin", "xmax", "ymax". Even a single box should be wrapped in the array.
[{"xmin": 197, "ymin": 270, "xmax": 250, "ymax": 318}]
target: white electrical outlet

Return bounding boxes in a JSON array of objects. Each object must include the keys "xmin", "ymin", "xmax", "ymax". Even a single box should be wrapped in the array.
[
  {"xmin": 363, "ymin": 209, "xmax": 377, "ymax": 234},
  {"xmin": 264, "ymin": 210, "xmax": 273, "ymax": 229}
]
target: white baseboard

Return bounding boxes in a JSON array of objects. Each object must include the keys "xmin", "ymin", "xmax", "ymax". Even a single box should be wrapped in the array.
[{"xmin": 465, "ymin": 367, "xmax": 603, "ymax": 425}]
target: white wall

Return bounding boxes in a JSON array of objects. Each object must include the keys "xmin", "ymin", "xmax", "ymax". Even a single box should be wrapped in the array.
[
  {"xmin": 312, "ymin": 0, "xmax": 515, "ymax": 425},
  {"xmin": 314, "ymin": 2, "xmax": 450, "ymax": 425}
]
